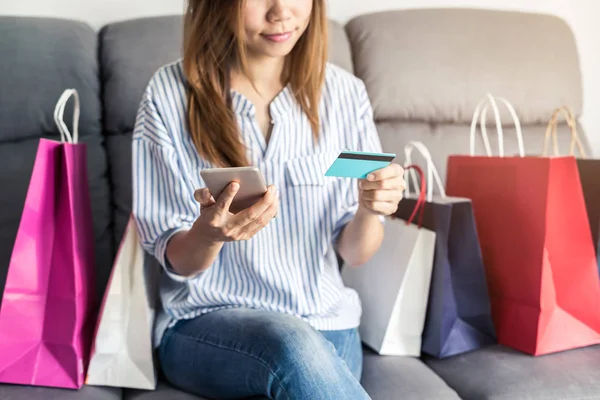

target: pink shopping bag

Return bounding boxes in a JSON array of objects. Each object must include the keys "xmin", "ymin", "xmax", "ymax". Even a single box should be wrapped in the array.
[{"xmin": 0, "ymin": 89, "xmax": 97, "ymax": 389}]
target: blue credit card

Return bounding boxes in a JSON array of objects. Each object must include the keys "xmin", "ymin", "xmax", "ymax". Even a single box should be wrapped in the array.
[{"xmin": 325, "ymin": 151, "xmax": 396, "ymax": 179}]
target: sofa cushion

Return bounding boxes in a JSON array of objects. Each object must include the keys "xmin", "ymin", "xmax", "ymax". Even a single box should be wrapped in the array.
[
  {"xmin": 346, "ymin": 9, "xmax": 582, "ymax": 125},
  {"xmin": 124, "ymin": 381, "xmax": 207, "ymax": 400},
  {"xmin": 104, "ymin": 134, "xmax": 133, "ymax": 248},
  {"xmin": 123, "ymin": 350, "xmax": 461, "ymax": 400},
  {"xmin": 0, "ymin": 17, "xmax": 102, "ymax": 142},
  {"xmin": 362, "ymin": 349, "xmax": 461, "ymax": 399},
  {"xmin": 100, "ymin": 16, "xmax": 184, "ymax": 139},
  {"xmin": 100, "ymin": 15, "xmax": 184, "ymax": 248},
  {"xmin": 0, "ymin": 384, "xmax": 121, "ymax": 400},
  {"xmin": 0, "ymin": 17, "xmax": 113, "ymax": 303},
  {"xmin": 99, "ymin": 16, "xmax": 354, "ymax": 245},
  {"xmin": 425, "ymin": 344, "xmax": 600, "ymax": 400},
  {"xmin": 327, "ymin": 19, "xmax": 354, "ymax": 73}
]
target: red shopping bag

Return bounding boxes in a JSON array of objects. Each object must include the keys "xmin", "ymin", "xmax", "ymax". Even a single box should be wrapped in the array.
[
  {"xmin": 446, "ymin": 94, "xmax": 600, "ymax": 356},
  {"xmin": 543, "ymin": 106, "xmax": 600, "ymax": 277},
  {"xmin": 0, "ymin": 89, "xmax": 97, "ymax": 388}
]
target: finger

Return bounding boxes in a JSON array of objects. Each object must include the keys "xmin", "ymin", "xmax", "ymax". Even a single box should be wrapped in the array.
[
  {"xmin": 194, "ymin": 188, "xmax": 216, "ymax": 207},
  {"xmin": 366, "ymin": 163, "xmax": 404, "ymax": 182},
  {"xmin": 361, "ymin": 189, "xmax": 404, "ymax": 203},
  {"xmin": 363, "ymin": 200, "xmax": 398, "ymax": 216},
  {"xmin": 215, "ymin": 182, "xmax": 240, "ymax": 215},
  {"xmin": 241, "ymin": 199, "xmax": 279, "ymax": 239},
  {"xmin": 360, "ymin": 176, "xmax": 405, "ymax": 191},
  {"xmin": 231, "ymin": 185, "xmax": 277, "ymax": 228}
]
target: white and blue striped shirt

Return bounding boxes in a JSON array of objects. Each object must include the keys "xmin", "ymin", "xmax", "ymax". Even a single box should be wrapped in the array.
[{"xmin": 132, "ymin": 60, "xmax": 383, "ymax": 348}]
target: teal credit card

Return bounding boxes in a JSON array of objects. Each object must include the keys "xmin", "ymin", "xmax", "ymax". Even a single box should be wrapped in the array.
[{"xmin": 324, "ymin": 151, "xmax": 396, "ymax": 179}]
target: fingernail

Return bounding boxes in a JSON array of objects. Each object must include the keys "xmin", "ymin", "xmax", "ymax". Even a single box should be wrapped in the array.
[
  {"xmin": 367, "ymin": 174, "xmax": 374, "ymax": 181},
  {"xmin": 231, "ymin": 182, "xmax": 239, "ymax": 191}
]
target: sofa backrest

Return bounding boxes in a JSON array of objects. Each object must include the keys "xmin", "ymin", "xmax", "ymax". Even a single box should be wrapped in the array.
[
  {"xmin": 100, "ymin": 16, "xmax": 185, "ymax": 250},
  {"xmin": 345, "ymin": 9, "xmax": 586, "ymax": 181},
  {"xmin": 0, "ymin": 17, "xmax": 113, "ymax": 301}
]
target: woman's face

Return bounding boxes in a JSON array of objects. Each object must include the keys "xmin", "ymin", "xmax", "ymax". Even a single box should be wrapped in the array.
[{"xmin": 243, "ymin": 0, "xmax": 313, "ymax": 60}]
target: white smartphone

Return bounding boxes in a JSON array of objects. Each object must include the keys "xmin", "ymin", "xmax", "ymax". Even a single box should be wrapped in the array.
[{"xmin": 200, "ymin": 167, "xmax": 268, "ymax": 214}]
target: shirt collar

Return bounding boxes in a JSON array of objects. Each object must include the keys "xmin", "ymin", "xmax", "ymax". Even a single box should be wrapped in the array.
[{"xmin": 231, "ymin": 85, "xmax": 294, "ymax": 122}]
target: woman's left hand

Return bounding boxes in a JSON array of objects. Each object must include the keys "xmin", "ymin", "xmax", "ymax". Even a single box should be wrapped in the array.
[{"xmin": 358, "ymin": 163, "xmax": 406, "ymax": 216}]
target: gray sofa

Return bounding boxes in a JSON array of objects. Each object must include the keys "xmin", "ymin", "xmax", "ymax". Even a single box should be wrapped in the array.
[{"xmin": 1, "ymin": 8, "xmax": 600, "ymax": 400}]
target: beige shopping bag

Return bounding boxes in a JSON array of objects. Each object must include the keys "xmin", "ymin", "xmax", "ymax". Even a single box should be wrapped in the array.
[
  {"xmin": 86, "ymin": 217, "xmax": 158, "ymax": 389},
  {"xmin": 341, "ymin": 166, "xmax": 436, "ymax": 356}
]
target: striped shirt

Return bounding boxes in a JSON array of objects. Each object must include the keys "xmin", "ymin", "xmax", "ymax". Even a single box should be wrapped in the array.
[{"xmin": 132, "ymin": 60, "xmax": 384, "ymax": 348}]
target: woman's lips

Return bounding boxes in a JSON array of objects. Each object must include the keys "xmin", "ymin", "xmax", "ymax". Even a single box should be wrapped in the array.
[{"xmin": 262, "ymin": 31, "xmax": 294, "ymax": 43}]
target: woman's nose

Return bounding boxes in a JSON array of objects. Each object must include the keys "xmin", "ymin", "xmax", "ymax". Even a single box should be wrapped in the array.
[{"xmin": 268, "ymin": 0, "xmax": 292, "ymax": 23}]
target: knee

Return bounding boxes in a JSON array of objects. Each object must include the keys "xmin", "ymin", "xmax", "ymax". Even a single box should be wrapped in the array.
[
  {"xmin": 261, "ymin": 321, "xmax": 365, "ymax": 399},
  {"xmin": 260, "ymin": 318, "xmax": 337, "ymax": 375}
]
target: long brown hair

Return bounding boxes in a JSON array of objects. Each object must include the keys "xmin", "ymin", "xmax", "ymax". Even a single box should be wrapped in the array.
[{"xmin": 183, "ymin": 0, "xmax": 328, "ymax": 167}]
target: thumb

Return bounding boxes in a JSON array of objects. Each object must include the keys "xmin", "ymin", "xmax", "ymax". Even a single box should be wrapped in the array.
[{"xmin": 194, "ymin": 188, "xmax": 215, "ymax": 207}]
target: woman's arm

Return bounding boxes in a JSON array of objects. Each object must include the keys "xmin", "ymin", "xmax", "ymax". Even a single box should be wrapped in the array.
[
  {"xmin": 164, "ymin": 188, "xmax": 225, "ymax": 278},
  {"xmin": 132, "ymin": 83, "xmax": 201, "ymax": 281},
  {"xmin": 337, "ymin": 165, "xmax": 405, "ymax": 267},
  {"xmin": 133, "ymin": 76, "xmax": 279, "ymax": 280},
  {"xmin": 335, "ymin": 78, "xmax": 405, "ymax": 267},
  {"xmin": 336, "ymin": 207, "xmax": 384, "ymax": 267},
  {"xmin": 166, "ymin": 184, "xmax": 279, "ymax": 278},
  {"xmin": 166, "ymin": 230, "xmax": 224, "ymax": 277},
  {"xmin": 132, "ymin": 79, "xmax": 223, "ymax": 281}
]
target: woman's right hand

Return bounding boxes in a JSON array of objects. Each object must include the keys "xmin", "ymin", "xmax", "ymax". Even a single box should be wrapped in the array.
[{"xmin": 190, "ymin": 182, "xmax": 279, "ymax": 243}]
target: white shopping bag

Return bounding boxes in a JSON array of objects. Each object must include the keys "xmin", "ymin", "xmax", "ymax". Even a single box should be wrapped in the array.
[
  {"xmin": 86, "ymin": 217, "xmax": 158, "ymax": 389},
  {"xmin": 342, "ymin": 165, "xmax": 436, "ymax": 356}
]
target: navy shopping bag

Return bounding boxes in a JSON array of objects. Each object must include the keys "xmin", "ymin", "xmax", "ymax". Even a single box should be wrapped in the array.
[{"xmin": 394, "ymin": 141, "xmax": 496, "ymax": 358}]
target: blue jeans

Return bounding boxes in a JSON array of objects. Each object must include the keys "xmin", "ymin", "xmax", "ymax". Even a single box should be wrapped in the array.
[{"xmin": 158, "ymin": 308, "xmax": 371, "ymax": 399}]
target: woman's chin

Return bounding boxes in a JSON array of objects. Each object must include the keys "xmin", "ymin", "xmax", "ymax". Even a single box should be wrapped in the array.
[{"xmin": 250, "ymin": 40, "xmax": 299, "ymax": 59}]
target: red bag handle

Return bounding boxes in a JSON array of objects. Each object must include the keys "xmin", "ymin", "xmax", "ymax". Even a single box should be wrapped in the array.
[{"xmin": 403, "ymin": 164, "xmax": 426, "ymax": 228}]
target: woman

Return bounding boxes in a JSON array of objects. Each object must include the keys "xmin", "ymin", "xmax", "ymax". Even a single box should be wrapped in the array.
[{"xmin": 132, "ymin": 0, "xmax": 405, "ymax": 398}]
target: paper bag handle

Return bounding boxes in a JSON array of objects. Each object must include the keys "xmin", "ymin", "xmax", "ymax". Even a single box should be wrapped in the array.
[
  {"xmin": 542, "ymin": 106, "xmax": 587, "ymax": 158},
  {"xmin": 53, "ymin": 89, "xmax": 80, "ymax": 144},
  {"xmin": 403, "ymin": 164, "xmax": 426, "ymax": 228},
  {"xmin": 470, "ymin": 93, "xmax": 524, "ymax": 157},
  {"xmin": 404, "ymin": 141, "xmax": 446, "ymax": 201}
]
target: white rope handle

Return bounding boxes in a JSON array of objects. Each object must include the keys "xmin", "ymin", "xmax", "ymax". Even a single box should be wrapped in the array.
[
  {"xmin": 481, "ymin": 97, "xmax": 524, "ymax": 157},
  {"xmin": 470, "ymin": 95, "xmax": 493, "ymax": 156},
  {"xmin": 53, "ymin": 89, "xmax": 80, "ymax": 144},
  {"xmin": 470, "ymin": 93, "xmax": 524, "ymax": 157},
  {"xmin": 404, "ymin": 141, "xmax": 446, "ymax": 202}
]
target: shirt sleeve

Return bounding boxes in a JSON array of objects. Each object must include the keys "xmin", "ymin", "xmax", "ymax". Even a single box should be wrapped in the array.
[
  {"xmin": 332, "ymin": 81, "xmax": 386, "ymax": 243},
  {"xmin": 131, "ymin": 85, "xmax": 200, "ymax": 282}
]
